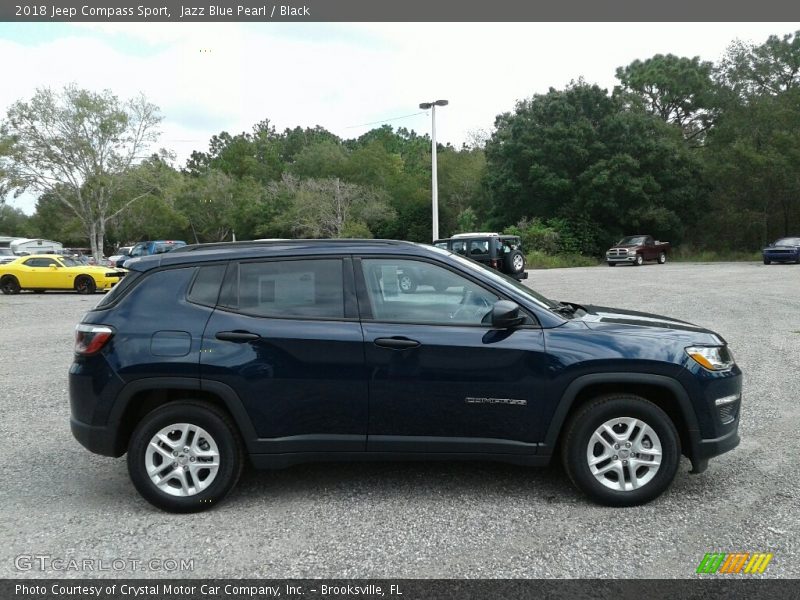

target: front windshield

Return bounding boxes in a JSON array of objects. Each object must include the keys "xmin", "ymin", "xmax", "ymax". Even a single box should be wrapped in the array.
[
  {"xmin": 775, "ymin": 237, "xmax": 800, "ymax": 246},
  {"xmin": 617, "ymin": 236, "xmax": 646, "ymax": 246},
  {"xmin": 58, "ymin": 257, "xmax": 80, "ymax": 267},
  {"xmin": 0, "ymin": 249, "xmax": 12, "ymax": 256},
  {"xmin": 433, "ymin": 247, "xmax": 559, "ymax": 309}
]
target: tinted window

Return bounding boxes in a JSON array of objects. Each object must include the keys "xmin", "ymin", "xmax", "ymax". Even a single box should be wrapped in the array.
[
  {"xmin": 451, "ymin": 240, "xmax": 467, "ymax": 255},
  {"xmin": 24, "ymin": 257, "xmax": 58, "ymax": 267},
  {"xmin": 94, "ymin": 271, "xmax": 142, "ymax": 308},
  {"xmin": 187, "ymin": 265, "xmax": 227, "ymax": 306},
  {"xmin": 361, "ymin": 259, "xmax": 498, "ymax": 325},
  {"xmin": 469, "ymin": 240, "xmax": 489, "ymax": 256},
  {"xmin": 221, "ymin": 259, "xmax": 344, "ymax": 319}
]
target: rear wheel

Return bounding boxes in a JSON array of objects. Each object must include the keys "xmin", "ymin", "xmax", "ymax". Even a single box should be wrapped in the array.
[
  {"xmin": 561, "ymin": 395, "xmax": 680, "ymax": 506},
  {"xmin": 658, "ymin": 252, "xmax": 667, "ymax": 264},
  {"xmin": 127, "ymin": 401, "xmax": 244, "ymax": 513},
  {"xmin": 0, "ymin": 276, "xmax": 21, "ymax": 295},
  {"xmin": 74, "ymin": 276, "xmax": 96, "ymax": 294}
]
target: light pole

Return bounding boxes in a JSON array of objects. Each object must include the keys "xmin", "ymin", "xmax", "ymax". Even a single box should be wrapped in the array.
[{"xmin": 419, "ymin": 99, "xmax": 448, "ymax": 241}]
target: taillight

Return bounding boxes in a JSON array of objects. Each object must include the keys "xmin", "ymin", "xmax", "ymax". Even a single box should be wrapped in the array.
[{"xmin": 74, "ymin": 324, "xmax": 114, "ymax": 355}]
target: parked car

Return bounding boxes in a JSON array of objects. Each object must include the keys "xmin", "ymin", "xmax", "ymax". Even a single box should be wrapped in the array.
[
  {"xmin": 0, "ymin": 254, "xmax": 126, "ymax": 294},
  {"xmin": 117, "ymin": 240, "xmax": 187, "ymax": 267},
  {"xmin": 606, "ymin": 235, "xmax": 671, "ymax": 266},
  {"xmin": 69, "ymin": 239, "xmax": 741, "ymax": 512},
  {"xmin": 0, "ymin": 248, "xmax": 15, "ymax": 265},
  {"xmin": 434, "ymin": 233, "xmax": 527, "ymax": 280},
  {"xmin": 107, "ymin": 246, "xmax": 132, "ymax": 268},
  {"xmin": 762, "ymin": 237, "xmax": 800, "ymax": 264}
]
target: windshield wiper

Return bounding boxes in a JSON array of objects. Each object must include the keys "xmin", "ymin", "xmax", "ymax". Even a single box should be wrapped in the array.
[{"xmin": 552, "ymin": 303, "xmax": 577, "ymax": 316}]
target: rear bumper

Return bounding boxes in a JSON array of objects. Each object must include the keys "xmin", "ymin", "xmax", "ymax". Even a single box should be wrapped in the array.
[{"xmin": 70, "ymin": 417, "xmax": 120, "ymax": 457}]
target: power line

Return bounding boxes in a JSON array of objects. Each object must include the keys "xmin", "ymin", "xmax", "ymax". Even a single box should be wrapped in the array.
[{"xmin": 344, "ymin": 111, "xmax": 428, "ymax": 129}]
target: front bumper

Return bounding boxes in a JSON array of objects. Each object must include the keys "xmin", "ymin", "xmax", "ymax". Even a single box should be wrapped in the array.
[
  {"xmin": 763, "ymin": 250, "xmax": 799, "ymax": 262},
  {"xmin": 606, "ymin": 255, "xmax": 636, "ymax": 263}
]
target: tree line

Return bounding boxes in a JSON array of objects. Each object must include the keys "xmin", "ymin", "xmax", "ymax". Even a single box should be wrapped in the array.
[{"xmin": 2, "ymin": 30, "xmax": 800, "ymax": 259}]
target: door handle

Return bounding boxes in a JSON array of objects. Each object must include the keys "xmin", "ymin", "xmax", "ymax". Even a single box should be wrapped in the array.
[
  {"xmin": 374, "ymin": 337, "xmax": 420, "ymax": 350},
  {"xmin": 215, "ymin": 331, "xmax": 261, "ymax": 343}
]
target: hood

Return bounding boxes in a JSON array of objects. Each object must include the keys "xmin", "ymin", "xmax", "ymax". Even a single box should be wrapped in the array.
[
  {"xmin": 764, "ymin": 244, "xmax": 800, "ymax": 250},
  {"xmin": 575, "ymin": 304, "xmax": 724, "ymax": 341}
]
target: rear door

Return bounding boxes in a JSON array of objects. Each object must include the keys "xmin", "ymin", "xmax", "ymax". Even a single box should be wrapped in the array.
[{"xmin": 200, "ymin": 256, "xmax": 368, "ymax": 453}]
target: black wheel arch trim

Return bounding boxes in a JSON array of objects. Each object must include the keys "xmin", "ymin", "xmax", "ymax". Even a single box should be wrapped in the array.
[
  {"xmin": 541, "ymin": 372, "xmax": 701, "ymax": 461},
  {"xmin": 107, "ymin": 377, "xmax": 259, "ymax": 454}
]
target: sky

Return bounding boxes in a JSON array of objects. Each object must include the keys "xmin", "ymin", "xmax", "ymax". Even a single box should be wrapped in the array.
[{"xmin": 1, "ymin": 21, "xmax": 798, "ymax": 214}]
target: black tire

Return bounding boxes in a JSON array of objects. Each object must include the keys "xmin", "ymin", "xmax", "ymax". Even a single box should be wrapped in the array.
[
  {"xmin": 398, "ymin": 273, "xmax": 417, "ymax": 294},
  {"xmin": 561, "ymin": 394, "xmax": 680, "ymax": 507},
  {"xmin": 127, "ymin": 401, "xmax": 244, "ymax": 513},
  {"xmin": 74, "ymin": 275, "xmax": 96, "ymax": 294},
  {"xmin": 658, "ymin": 252, "xmax": 667, "ymax": 264},
  {"xmin": 634, "ymin": 254, "xmax": 644, "ymax": 266},
  {"xmin": 763, "ymin": 258, "xmax": 770, "ymax": 265},
  {"xmin": 0, "ymin": 276, "xmax": 21, "ymax": 295},
  {"xmin": 607, "ymin": 262, "xmax": 615, "ymax": 267},
  {"xmin": 504, "ymin": 250, "xmax": 526, "ymax": 274}
]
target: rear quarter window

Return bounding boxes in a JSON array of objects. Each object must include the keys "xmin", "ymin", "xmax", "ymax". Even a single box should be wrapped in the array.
[{"xmin": 187, "ymin": 264, "xmax": 227, "ymax": 307}]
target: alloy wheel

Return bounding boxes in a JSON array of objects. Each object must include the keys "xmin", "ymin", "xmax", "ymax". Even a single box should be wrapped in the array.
[
  {"xmin": 145, "ymin": 423, "xmax": 220, "ymax": 497},
  {"xmin": 586, "ymin": 417, "xmax": 662, "ymax": 492}
]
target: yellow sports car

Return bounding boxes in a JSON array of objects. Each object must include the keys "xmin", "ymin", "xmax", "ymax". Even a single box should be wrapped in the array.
[{"xmin": 0, "ymin": 254, "xmax": 126, "ymax": 295}]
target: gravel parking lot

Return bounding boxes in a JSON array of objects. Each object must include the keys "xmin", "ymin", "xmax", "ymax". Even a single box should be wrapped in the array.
[{"xmin": 0, "ymin": 262, "xmax": 797, "ymax": 579}]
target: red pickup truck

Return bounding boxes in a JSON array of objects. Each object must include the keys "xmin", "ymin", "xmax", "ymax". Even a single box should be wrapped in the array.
[{"xmin": 605, "ymin": 235, "xmax": 670, "ymax": 266}]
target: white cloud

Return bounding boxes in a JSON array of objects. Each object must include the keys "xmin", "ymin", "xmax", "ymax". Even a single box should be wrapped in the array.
[{"xmin": 2, "ymin": 21, "xmax": 798, "ymax": 214}]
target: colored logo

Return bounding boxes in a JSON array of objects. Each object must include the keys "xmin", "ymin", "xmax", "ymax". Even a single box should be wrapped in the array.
[{"xmin": 696, "ymin": 552, "xmax": 773, "ymax": 574}]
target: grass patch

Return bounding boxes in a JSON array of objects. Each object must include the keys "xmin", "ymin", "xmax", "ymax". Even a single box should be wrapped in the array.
[
  {"xmin": 526, "ymin": 251, "xmax": 599, "ymax": 269},
  {"xmin": 670, "ymin": 249, "xmax": 762, "ymax": 262}
]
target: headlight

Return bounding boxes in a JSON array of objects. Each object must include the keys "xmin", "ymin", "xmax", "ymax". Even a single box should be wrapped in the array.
[
  {"xmin": 685, "ymin": 346, "xmax": 734, "ymax": 371},
  {"xmin": 627, "ymin": 249, "xmax": 636, "ymax": 255}
]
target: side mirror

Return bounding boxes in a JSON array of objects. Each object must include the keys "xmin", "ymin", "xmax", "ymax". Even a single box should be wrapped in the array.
[{"xmin": 491, "ymin": 300, "xmax": 525, "ymax": 329}]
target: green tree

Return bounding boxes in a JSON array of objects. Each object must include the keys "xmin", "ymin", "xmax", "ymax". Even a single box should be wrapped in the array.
[
  {"xmin": 0, "ymin": 85, "xmax": 162, "ymax": 260},
  {"xmin": 0, "ymin": 204, "xmax": 34, "ymax": 237},
  {"xmin": 615, "ymin": 54, "xmax": 716, "ymax": 143},
  {"xmin": 485, "ymin": 81, "xmax": 705, "ymax": 254}
]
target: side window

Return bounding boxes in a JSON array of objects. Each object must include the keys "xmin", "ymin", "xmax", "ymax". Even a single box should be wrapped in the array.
[
  {"xmin": 23, "ymin": 258, "xmax": 54, "ymax": 267},
  {"xmin": 469, "ymin": 239, "xmax": 489, "ymax": 256},
  {"xmin": 187, "ymin": 264, "xmax": 227, "ymax": 307},
  {"xmin": 220, "ymin": 259, "xmax": 344, "ymax": 319},
  {"xmin": 130, "ymin": 245, "xmax": 144, "ymax": 257},
  {"xmin": 360, "ymin": 259, "xmax": 498, "ymax": 325},
  {"xmin": 451, "ymin": 241, "xmax": 467, "ymax": 255}
]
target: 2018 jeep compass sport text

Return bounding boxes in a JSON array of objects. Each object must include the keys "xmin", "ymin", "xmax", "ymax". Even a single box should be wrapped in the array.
[{"xmin": 69, "ymin": 240, "xmax": 741, "ymax": 512}]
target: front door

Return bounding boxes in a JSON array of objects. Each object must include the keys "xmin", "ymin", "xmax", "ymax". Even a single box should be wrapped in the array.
[
  {"xmin": 356, "ymin": 257, "xmax": 548, "ymax": 455},
  {"xmin": 200, "ymin": 257, "xmax": 368, "ymax": 453}
]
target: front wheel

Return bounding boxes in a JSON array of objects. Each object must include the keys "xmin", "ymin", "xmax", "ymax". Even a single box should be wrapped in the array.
[
  {"xmin": 74, "ymin": 276, "xmax": 97, "ymax": 294},
  {"xmin": 127, "ymin": 401, "xmax": 244, "ymax": 513},
  {"xmin": 561, "ymin": 395, "xmax": 680, "ymax": 506},
  {"xmin": 763, "ymin": 258, "xmax": 770, "ymax": 265},
  {"xmin": 658, "ymin": 252, "xmax": 667, "ymax": 264},
  {"xmin": 634, "ymin": 254, "xmax": 644, "ymax": 266},
  {"xmin": 607, "ymin": 262, "xmax": 616, "ymax": 267}
]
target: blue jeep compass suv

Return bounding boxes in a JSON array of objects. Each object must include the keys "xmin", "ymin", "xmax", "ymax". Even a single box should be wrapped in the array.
[{"xmin": 69, "ymin": 240, "xmax": 741, "ymax": 512}]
